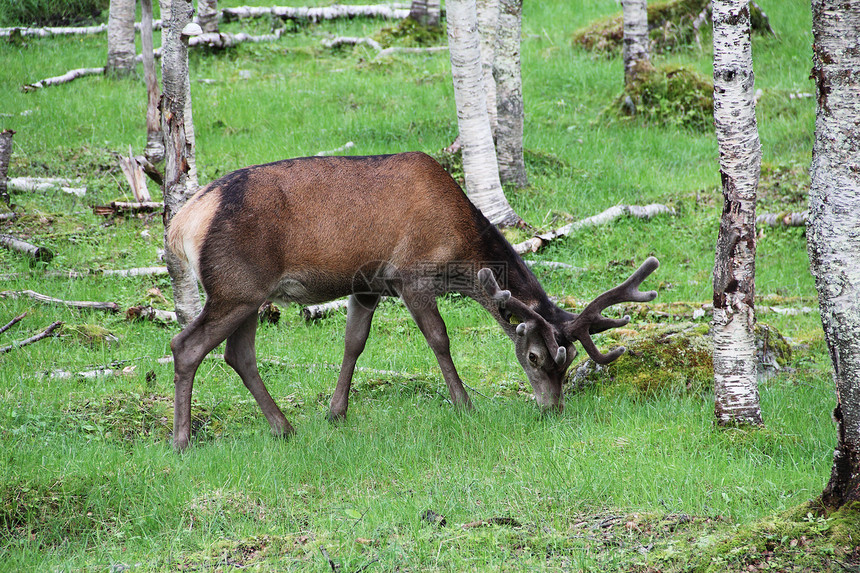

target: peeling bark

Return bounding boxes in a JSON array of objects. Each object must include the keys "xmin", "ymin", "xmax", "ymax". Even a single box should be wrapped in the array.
[
  {"xmin": 711, "ymin": 0, "xmax": 762, "ymax": 426},
  {"xmin": 161, "ymin": 0, "xmax": 203, "ymax": 327},
  {"xmin": 494, "ymin": 0, "xmax": 527, "ymax": 188},
  {"xmin": 808, "ymin": 0, "xmax": 860, "ymax": 509},
  {"xmin": 106, "ymin": 0, "xmax": 137, "ymax": 78},
  {"xmin": 447, "ymin": 0, "xmax": 520, "ymax": 226}
]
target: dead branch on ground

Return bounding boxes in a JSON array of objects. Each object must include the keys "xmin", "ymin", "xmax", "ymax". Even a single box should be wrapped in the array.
[
  {"xmin": 0, "ymin": 312, "xmax": 28, "ymax": 335},
  {"xmin": 513, "ymin": 204, "xmax": 675, "ymax": 254},
  {"xmin": 0, "ymin": 290, "xmax": 120, "ymax": 313},
  {"xmin": 223, "ymin": 4, "xmax": 409, "ymax": 23},
  {"xmin": 757, "ymin": 211, "xmax": 807, "ymax": 227},
  {"xmin": 126, "ymin": 305, "xmax": 177, "ymax": 324},
  {"xmin": 93, "ymin": 201, "xmax": 163, "ymax": 216},
  {"xmin": 0, "ymin": 321, "xmax": 63, "ymax": 354},
  {"xmin": 7, "ymin": 177, "xmax": 86, "ymax": 196}
]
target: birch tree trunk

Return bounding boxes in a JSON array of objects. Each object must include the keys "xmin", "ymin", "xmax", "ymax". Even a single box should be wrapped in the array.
[
  {"xmin": 142, "ymin": 0, "xmax": 164, "ymax": 164},
  {"xmin": 447, "ymin": 0, "xmax": 520, "ymax": 226},
  {"xmin": 808, "ymin": 0, "xmax": 860, "ymax": 508},
  {"xmin": 197, "ymin": 0, "xmax": 219, "ymax": 34},
  {"xmin": 476, "ymin": 0, "xmax": 500, "ymax": 136},
  {"xmin": 106, "ymin": 0, "xmax": 137, "ymax": 77},
  {"xmin": 161, "ymin": 0, "xmax": 202, "ymax": 326},
  {"xmin": 494, "ymin": 0, "xmax": 527, "ymax": 188},
  {"xmin": 408, "ymin": 0, "xmax": 441, "ymax": 28},
  {"xmin": 711, "ymin": 0, "xmax": 762, "ymax": 426},
  {"xmin": 0, "ymin": 130, "xmax": 13, "ymax": 206},
  {"xmin": 621, "ymin": 0, "xmax": 652, "ymax": 86}
]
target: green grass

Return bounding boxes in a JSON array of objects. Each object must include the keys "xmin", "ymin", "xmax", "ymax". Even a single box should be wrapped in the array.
[{"xmin": 0, "ymin": 0, "xmax": 850, "ymax": 571}]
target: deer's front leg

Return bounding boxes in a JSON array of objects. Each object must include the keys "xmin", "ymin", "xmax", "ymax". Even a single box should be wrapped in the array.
[
  {"xmin": 328, "ymin": 293, "xmax": 382, "ymax": 421},
  {"xmin": 400, "ymin": 288, "xmax": 473, "ymax": 410}
]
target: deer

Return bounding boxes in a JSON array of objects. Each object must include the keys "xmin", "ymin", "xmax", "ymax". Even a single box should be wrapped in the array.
[{"xmin": 166, "ymin": 152, "xmax": 659, "ymax": 451}]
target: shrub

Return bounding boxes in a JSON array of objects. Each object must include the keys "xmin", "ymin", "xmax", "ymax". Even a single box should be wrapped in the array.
[{"xmin": 0, "ymin": 0, "xmax": 108, "ymax": 27}]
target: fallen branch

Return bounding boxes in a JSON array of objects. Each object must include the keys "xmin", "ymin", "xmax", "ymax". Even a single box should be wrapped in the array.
[
  {"xmin": 187, "ymin": 30, "xmax": 283, "ymax": 49},
  {"xmin": 22, "ymin": 66, "xmax": 105, "ymax": 92},
  {"xmin": 374, "ymin": 45, "xmax": 448, "ymax": 59},
  {"xmin": 0, "ymin": 234, "xmax": 54, "ymax": 262},
  {"xmin": 321, "ymin": 35, "xmax": 447, "ymax": 60},
  {"xmin": 316, "ymin": 141, "xmax": 355, "ymax": 156},
  {"xmin": 302, "ymin": 299, "xmax": 350, "ymax": 320},
  {"xmin": 0, "ymin": 320, "xmax": 62, "ymax": 354},
  {"xmin": 126, "ymin": 305, "xmax": 177, "ymax": 324},
  {"xmin": 757, "ymin": 211, "xmax": 807, "ymax": 227},
  {"xmin": 0, "ymin": 266, "xmax": 168, "ymax": 281},
  {"xmin": 223, "ymin": 4, "xmax": 409, "ymax": 23},
  {"xmin": 0, "ymin": 312, "xmax": 28, "ymax": 335},
  {"xmin": 7, "ymin": 176, "xmax": 86, "ymax": 196},
  {"xmin": 0, "ymin": 290, "xmax": 120, "ymax": 313},
  {"xmin": 513, "ymin": 204, "xmax": 675, "ymax": 254},
  {"xmin": 0, "ymin": 20, "xmax": 163, "ymax": 37},
  {"xmin": 93, "ymin": 201, "xmax": 163, "ymax": 216}
]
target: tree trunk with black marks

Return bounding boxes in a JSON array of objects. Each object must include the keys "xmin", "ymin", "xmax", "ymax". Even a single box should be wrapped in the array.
[
  {"xmin": 808, "ymin": 0, "xmax": 860, "ymax": 509},
  {"xmin": 106, "ymin": 0, "xmax": 137, "ymax": 77},
  {"xmin": 408, "ymin": 0, "xmax": 441, "ymax": 28},
  {"xmin": 0, "ymin": 129, "xmax": 13, "ymax": 205},
  {"xmin": 711, "ymin": 0, "xmax": 762, "ymax": 426},
  {"xmin": 494, "ymin": 0, "xmax": 527, "ymax": 188},
  {"xmin": 476, "ymin": 0, "xmax": 500, "ymax": 136},
  {"xmin": 142, "ymin": 0, "xmax": 164, "ymax": 164},
  {"xmin": 621, "ymin": 0, "xmax": 652, "ymax": 86},
  {"xmin": 161, "ymin": 0, "xmax": 202, "ymax": 327},
  {"xmin": 446, "ymin": 0, "xmax": 520, "ymax": 226}
]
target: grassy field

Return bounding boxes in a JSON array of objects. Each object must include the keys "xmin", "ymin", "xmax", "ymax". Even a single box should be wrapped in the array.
[{"xmin": 2, "ymin": 0, "xmax": 856, "ymax": 571}]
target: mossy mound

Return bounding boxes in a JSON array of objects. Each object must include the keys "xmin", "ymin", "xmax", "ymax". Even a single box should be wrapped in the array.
[
  {"xmin": 567, "ymin": 321, "xmax": 792, "ymax": 398},
  {"xmin": 373, "ymin": 17, "xmax": 445, "ymax": 48},
  {"xmin": 572, "ymin": 0, "xmax": 772, "ymax": 56},
  {"xmin": 613, "ymin": 65, "xmax": 714, "ymax": 131}
]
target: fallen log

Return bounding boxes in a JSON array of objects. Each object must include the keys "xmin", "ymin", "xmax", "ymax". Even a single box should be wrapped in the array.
[
  {"xmin": 93, "ymin": 201, "xmax": 163, "ymax": 216},
  {"xmin": 22, "ymin": 66, "xmax": 105, "ymax": 92},
  {"xmin": 513, "ymin": 203, "xmax": 675, "ymax": 254},
  {"xmin": 0, "ymin": 321, "xmax": 63, "ymax": 355},
  {"xmin": 756, "ymin": 211, "xmax": 807, "ymax": 227},
  {"xmin": 126, "ymin": 305, "xmax": 177, "ymax": 323},
  {"xmin": 0, "ymin": 266, "xmax": 168, "ymax": 281},
  {"xmin": 0, "ymin": 20, "xmax": 164, "ymax": 37},
  {"xmin": 222, "ymin": 4, "xmax": 409, "ymax": 22},
  {"xmin": 0, "ymin": 290, "xmax": 120, "ymax": 313},
  {"xmin": 7, "ymin": 176, "xmax": 86, "ymax": 196},
  {"xmin": 187, "ymin": 30, "xmax": 283, "ymax": 49},
  {"xmin": 301, "ymin": 299, "xmax": 349, "ymax": 320},
  {"xmin": 0, "ymin": 234, "xmax": 54, "ymax": 262}
]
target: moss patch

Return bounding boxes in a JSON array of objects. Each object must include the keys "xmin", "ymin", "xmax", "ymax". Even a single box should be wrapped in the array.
[{"xmin": 612, "ymin": 65, "xmax": 714, "ymax": 131}]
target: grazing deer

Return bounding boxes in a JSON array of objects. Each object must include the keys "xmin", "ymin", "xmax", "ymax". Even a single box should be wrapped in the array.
[{"xmin": 166, "ymin": 152, "xmax": 659, "ymax": 450}]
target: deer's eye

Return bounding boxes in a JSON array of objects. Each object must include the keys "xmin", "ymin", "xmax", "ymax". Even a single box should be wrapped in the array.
[{"xmin": 528, "ymin": 352, "xmax": 539, "ymax": 366}]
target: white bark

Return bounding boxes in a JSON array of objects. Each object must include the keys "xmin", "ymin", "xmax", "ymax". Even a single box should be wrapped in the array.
[
  {"xmin": 446, "ymin": 0, "xmax": 519, "ymax": 226},
  {"xmin": 476, "ymin": 0, "xmax": 499, "ymax": 135},
  {"xmin": 107, "ymin": 0, "xmax": 137, "ymax": 77},
  {"xmin": 621, "ymin": 0, "xmax": 651, "ymax": 86},
  {"xmin": 409, "ymin": 0, "xmax": 441, "ymax": 27},
  {"xmin": 22, "ymin": 67, "xmax": 105, "ymax": 92},
  {"xmin": 0, "ymin": 129, "xmax": 12, "ymax": 205},
  {"xmin": 494, "ymin": 0, "xmax": 527, "ymax": 188},
  {"xmin": 161, "ymin": 0, "xmax": 203, "ymax": 326},
  {"xmin": 711, "ymin": 0, "xmax": 762, "ymax": 426},
  {"xmin": 222, "ymin": 5, "xmax": 410, "ymax": 23},
  {"xmin": 808, "ymin": 0, "xmax": 860, "ymax": 507},
  {"xmin": 142, "ymin": 0, "xmax": 164, "ymax": 164},
  {"xmin": 197, "ymin": 0, "xmax": 219, "ymax": 33}
]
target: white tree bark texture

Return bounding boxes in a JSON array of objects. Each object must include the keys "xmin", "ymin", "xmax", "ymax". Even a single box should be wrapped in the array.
[
  {"xmin": 808, "ymin": 0, "xmax": 860, "ymax": 508},
  {"xmin": 106, "ymin": 0, "xmax": 137, "ymax": 77},
  {"xmin": 476, "ymin": 0, "xmax": 500, "ymax": 136},
  {"xmin": 409, "ymin": 0, "xmax": 441, "ymax": 28},
  {"xmin": 161, "ymin": 0, "xmax": 203, "ymax": 327},
  {"xmin": 197, "ymin": 0, "xmax": 220, "ymax": 33},
  {"xmin": 141, "ymin": 0, "xmax": 164, "ymax": 164},
  {"xmin": 621, "ymin": 0, "xmax": 652, "ymax": 86},
  {"xmin": 0, "ymin": 129, "xmax": 13, "ymax": 205},
  {"xmin": 446, "ymin": 0, "xmax": 519, "ymax": 227},
  {"xmin": 494, "ymin": 0, "xmax": 527, "ymax": 188},
  {"xmin": 711, "ymin": 0, "xmax": 762, "ymax": 426},
  {"xmin": 0, "ymin": 21, "xmax": 163, "ymax": 37}
]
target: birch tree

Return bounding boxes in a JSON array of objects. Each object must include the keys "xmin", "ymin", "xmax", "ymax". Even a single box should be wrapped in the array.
[
  {"xmin": 106, "ymin": 0, "xmax": 137, "ymax": 77},
  {"xmin": 711, "ymin": 0, "xmax": 762, "ymax": 426},
  {"xmin": 808, "ymin": 0, "xmax": 860, "ymax": 508},
  {"xmin": 476, "ymin": 0, "xmax": 500, "ymax": 135},
  {"xmin": 408, "ymin": 0, "xmax": 441, "ymax": 28},
  {"xmin": 161, "ymin": 0, "xmax": 202, "ymax": 326},
  {"xmin": 494, "ymin": 0, "xmax": 527, "ymax": 188},
  {"xmin": 621, "ymin": 0, "xmax": 652, "ymax": 86},
  {"xmin": 142, "ymin": 0, "xmax": 164, "ymax": 163},
  {"xmin": 447, "ymin": 0, "xmax": 520, "ymax": 226}
]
